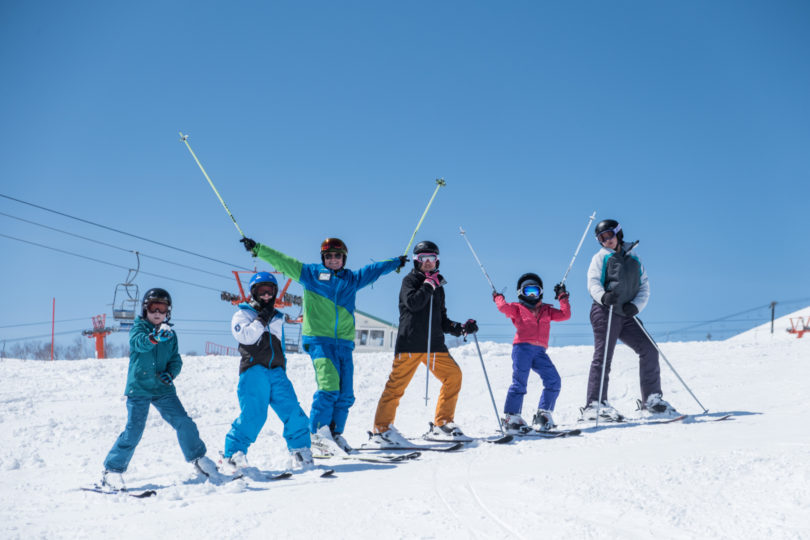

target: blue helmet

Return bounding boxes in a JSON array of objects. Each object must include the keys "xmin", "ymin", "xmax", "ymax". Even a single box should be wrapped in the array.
[{"xmin": 249, "ymin": 272, "xmax": 278, "ymax": 297}]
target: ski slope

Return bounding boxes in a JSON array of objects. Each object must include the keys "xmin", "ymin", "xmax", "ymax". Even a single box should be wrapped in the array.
[{"xmin": 1, "ymin": 309, "xmax": 809, "ymax": 539}]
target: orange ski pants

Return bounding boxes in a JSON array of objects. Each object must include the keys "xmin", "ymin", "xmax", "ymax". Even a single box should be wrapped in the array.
[{"xmin": 373, "ymin": 352, "xmax": 462, "ymax": 433}]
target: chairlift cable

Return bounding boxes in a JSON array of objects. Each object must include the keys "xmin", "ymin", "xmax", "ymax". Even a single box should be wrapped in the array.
[{"xmin": 0, "ymin": 193, "xmax": 252, "ymax": 271}]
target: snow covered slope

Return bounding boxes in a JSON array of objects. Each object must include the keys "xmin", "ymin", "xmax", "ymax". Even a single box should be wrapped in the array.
[{"xmin": 1, "ymin": 313, "xmax": 809, "ymax": 539}]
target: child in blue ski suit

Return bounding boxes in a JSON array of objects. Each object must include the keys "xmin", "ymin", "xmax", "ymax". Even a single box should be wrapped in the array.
[
  {"xmin": 222, "ymin": 272, "xmax": 313, "ymax": 471},
  {"xmin": 102, "ymin": 288, "xmax": 218, "ymax": 490}
]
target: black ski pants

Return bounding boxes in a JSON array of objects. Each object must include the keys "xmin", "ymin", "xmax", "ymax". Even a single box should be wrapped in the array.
[{"xmin": 586, "ymin": 302, "xmax": 661, "ymax": 407}]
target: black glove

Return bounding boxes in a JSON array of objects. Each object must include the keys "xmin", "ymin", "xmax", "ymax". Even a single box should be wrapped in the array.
[
  {"xmin": 397, "ymin": 255, "xmax": 408, "ymax": 269},
  {"xmin": 601, "ymin": 291, "xmax": 619, "ymax": 306},
  {"xmin": 462, "ymin": 319, "xmax": 478, "ymax": 334},
  {"xmin": 554, "ymin": 283, "xmax": 569, "ymax": 300},
  {"xmin": 240, "ymin": 237, "xmax": 257, "ymax": 252},
  {"xmin": 256, "ymin": 305, "xmax": 275, "ymax": 326},
  {"xmin": 158, "ymin": 371, "xmax": 174, "ymax": 386},
  {"xmin": 622, "ymin": 302, "xmax": 639, "ymax": 317},
  {"xmin": 448, "ymin": 321, "xmax": 464, "ymax": 337}
]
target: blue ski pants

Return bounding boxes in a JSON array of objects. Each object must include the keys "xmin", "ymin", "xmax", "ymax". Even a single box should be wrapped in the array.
[
  {"xmin": 224, "ymin": 365, "xmax": 310, "ymax": 457},
  {"xmin": 504, "ymin": 343, "xmax": 561, "ymax": 414},
  {"xmin": 103, "ymin": 394, "xmax": 206, "ymax": 473},
  {"xmin": 306, "ymin": 343, "xmax": 354, "ymax": 434}
]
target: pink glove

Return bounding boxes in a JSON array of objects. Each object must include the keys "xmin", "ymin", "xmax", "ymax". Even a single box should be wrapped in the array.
[{"xmin": 424, "ymin": 272, "xmax": 442, "ymax": 289}]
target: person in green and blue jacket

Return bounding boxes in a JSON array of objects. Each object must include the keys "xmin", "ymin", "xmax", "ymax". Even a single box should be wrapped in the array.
[{"xmin": 240, "ymin": 236, "xmax": 405, "ymax": 454}]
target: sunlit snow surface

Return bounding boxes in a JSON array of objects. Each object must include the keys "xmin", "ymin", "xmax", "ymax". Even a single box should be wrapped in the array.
[{"xmin": 1, "ymin": 309, "xmax": 808, "ymax": 539}]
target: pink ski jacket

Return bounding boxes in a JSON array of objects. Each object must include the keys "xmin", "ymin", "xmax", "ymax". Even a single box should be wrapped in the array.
[{"xmin": 494, "ymin": 295, "xmax": 571, "ymax": 348}]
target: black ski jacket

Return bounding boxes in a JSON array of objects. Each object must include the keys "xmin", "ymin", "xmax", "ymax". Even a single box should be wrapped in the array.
[{"xmin": 394, "ymin": 269, "xmax": 462, "ymax": 354}]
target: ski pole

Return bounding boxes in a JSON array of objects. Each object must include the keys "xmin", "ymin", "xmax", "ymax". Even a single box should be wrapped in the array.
[
  {"xmin": 403, "ymin": 178, "xmax": 447, "ymax": 257},
  {"xmin": 459, "ymin": 226, "xmax": 497, "ymax": 293},
  {"xmin": 424, "ymin": 294, "xmax": 435, "ymax": 406},
  {"xmin": 560, "ymin": 211, "xmax": 596, "ymax": 286},
  {"xmin": 595, "ymin": 304, "xmax": 614, "ymax": 428},
  {"xmin": 472, "ymin": 333, "xmax": 506, "ymax": 436},
  {"xmin": 179, "ymin": 132, "xmax": 245, "ymax": 237},
  {"xmin": 633, "ymin": 316, "xmax": 709, "ymax": 413}
]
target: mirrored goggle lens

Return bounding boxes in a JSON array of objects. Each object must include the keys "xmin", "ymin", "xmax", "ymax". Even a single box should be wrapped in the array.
[
  {"xmin": 324, "ymin": 252, "xmax": 344, "ymax": 260},
  {"xmin": 416, "ymin": 253, "xmax": 439, "ymax": 263},
  {"xmin": 597, "ymin": 230, "xmax": 616, "ymax": 243},
  {"xmin": 254, "ymin": 285, "xmax": 277, "ymax": 297},
  {"xmin": 147, "ymin": 303, "xmax": 169, "ymax": 314},
  {"xmin": 522, "ymin": 285, "xmax": 542, "ymax": 297}
]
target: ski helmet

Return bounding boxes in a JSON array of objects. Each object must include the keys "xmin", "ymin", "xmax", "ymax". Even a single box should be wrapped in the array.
[
  {"xmin": 595, "ymin": 219, "xmax": 623, "ymax": 243},
  {"xmin": 413, "ymin": 240, "xmax": 440, "ymax": 270},
  {"xmin": 142, "ymin": 287, "xmax": 172, "ymax": 319},
  {"xmin": 516, "ymin": 272, "xmax": 543, "ymax": 306},
  {"xmin": 320, "ymin": 237, "xmax": 348, "ymax": 266},
  {"xmin": 249, "ymin": 272, "xmax": 278, "ymax": 303}
]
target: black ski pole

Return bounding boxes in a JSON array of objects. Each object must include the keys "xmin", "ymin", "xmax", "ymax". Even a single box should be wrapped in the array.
[
  {"xmin": 595, "ymin": 305, "xmax": 614, "ymax": 427},
  {"xmin": 633, "ymin": 316, "xmax": 709, "ymax": 413}
]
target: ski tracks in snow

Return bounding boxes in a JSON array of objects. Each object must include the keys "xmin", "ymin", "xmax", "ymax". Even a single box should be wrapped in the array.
[{"xmin": 430, "ymin": 447, "xmax": 527, "ymax": 540}]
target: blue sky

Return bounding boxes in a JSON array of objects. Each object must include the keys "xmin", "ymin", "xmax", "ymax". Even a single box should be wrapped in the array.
[{"xmin": 2, "ymin": 1, "xmax": 808, "ymax": 355}]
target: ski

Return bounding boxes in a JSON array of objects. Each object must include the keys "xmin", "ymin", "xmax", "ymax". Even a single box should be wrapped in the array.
[
  {"xmin": 516, "ymin": 428, "xmax": 582, "ymax": 439},
  {"xmin": 314, "ymin": 451, "xmax": 421, "ymax": 464},
  {"xmin": 358, "ymin": 441, "xmax": 464, "ymax": 453},
  {"xmin": 470, "ymin": 434, "xmax": 514, "ymax": 444},
  {"xmin": 81, "ymin": 485, "xmax": 157, "ymax": 498}
]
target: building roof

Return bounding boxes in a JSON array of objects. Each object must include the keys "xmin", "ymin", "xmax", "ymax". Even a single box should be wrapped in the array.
[{"xmin": 355, "ymin": 309, "xmax": 397, "ymax": 329}]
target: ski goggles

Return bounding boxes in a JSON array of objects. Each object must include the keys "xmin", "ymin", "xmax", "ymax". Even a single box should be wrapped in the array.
[
  {"xmin": 253, "ymin": 284, "xmax": 277, "ymax": 298},
  {"xmin": 597, "ymin": 225, "xmax": 622, "ymax": 243},
  {"xmin": 147, "ymin": 302, "xmax": 169, "ymax": 314},
  {"xmin": 415, "ymin": 253, "xmax": 439, "ymax": 263},
  {"xmin": 521, "ymin": 285, "xmax": 542, "ymax": 297},
  {"xmin": 323, "ymin": 252, "xmax": 344, "ymax": 260}
]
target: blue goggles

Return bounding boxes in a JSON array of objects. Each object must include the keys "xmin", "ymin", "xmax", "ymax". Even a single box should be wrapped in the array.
[{"xmin": 521, "ymin": 285, "xmax": 542, "ymax": 297}]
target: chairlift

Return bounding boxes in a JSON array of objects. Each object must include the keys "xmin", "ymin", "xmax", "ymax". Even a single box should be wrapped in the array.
[{"xmin": 112, "ymin": 252, "xmax": 140, "ymax": 329}]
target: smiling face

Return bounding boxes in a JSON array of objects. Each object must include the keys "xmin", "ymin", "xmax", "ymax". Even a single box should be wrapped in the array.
[{"xmin": 323, "ymin": 251, "xmax": 345, "ymax": 271}]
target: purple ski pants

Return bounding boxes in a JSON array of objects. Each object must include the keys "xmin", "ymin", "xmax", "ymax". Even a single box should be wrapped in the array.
[{"xmin": 586, "ymin": 303, "xmax": 661, "ymax": 407}]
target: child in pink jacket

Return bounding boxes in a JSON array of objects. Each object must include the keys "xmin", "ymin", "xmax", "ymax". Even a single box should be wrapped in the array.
[{"xmin": 493, "ymin": 272, "xmax": 570, "ymax": 432}]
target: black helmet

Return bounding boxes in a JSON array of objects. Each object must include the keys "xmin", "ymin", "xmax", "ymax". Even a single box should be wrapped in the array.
[
  {"xmin": 517, "ymin": 272, "xmax": 543, "ymax": 306},
  {"xmin": 413, "ymin": 240, "xmax": 440, "ymax": 270},
  {"xmin": 142, "ymin": 287, "xmax": 172, "ymax": 320},
  {"xmin": 595, "ymin": 219, "xmax": 623, "ymax": 243}
]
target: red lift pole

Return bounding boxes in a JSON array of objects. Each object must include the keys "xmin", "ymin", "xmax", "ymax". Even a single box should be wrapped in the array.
[
  {"xmin": 82, "ymin": 314, "xmax": 115, "ymax": 359},
  {"xmin": 51, "ymin": 298, "xmax": 55, "ymax": 361}
]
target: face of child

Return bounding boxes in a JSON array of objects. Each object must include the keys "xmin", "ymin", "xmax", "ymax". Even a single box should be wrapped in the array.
[{"xmin": 146, "ymin": 302, "xmax": 169, "ymax": 325}]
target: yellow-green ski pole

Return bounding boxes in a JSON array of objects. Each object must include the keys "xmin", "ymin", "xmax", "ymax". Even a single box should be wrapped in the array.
[
  {"xmin": 179, "ymin": 132, "xmax": 245, "ymax": 237},
  {"xmin": 402, "ymin": 178, "xmax": 446, "ymax": 257}
]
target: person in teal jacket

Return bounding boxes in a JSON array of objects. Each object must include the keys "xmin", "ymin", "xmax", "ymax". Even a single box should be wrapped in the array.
[
  {"xmin": 240, "ymin": 236, "xmax": 405, "ymax": 454},
  {"xmin": 101, "ymin": 288, "xmax": 218, "ymax": 490}
]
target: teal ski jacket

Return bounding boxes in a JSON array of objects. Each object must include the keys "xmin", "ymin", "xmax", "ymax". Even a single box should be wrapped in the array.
[{"xmin": 124, "ymin": 316, "xmax": 182, "ymax": 397}]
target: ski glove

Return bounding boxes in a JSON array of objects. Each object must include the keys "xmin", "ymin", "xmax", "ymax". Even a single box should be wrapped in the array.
[
  {"xmin": 492, "ymin": 292, "xmax": 504, "ymax": 301},
  {"xmin": 554, "ymin": 283, "xmax": 569, "ymax": 300},
  {"xmin": 423, "ymin": 272, "xmax": 445, "ymax": 290},
  {"xmin": 150, "ymin": 327, "xmax": 173, "ymax": 344},
  {"xmin": 601, "ymin": 291, "xmax": 619, "ymax": 306},
  {"xmin": 256, "ymin": 305, "xmax": 275, "ymax": 326},
  {"xmin": 462, "ymin": 319, "xmax": 478, "ymax": 334},
  {"xmin": 622, "ymin": 302, "xmax": 639, "ymax": 317},
  {"xmin": 448, "ymin": 322, "xmax": 464, "ymax": 337},
  {"xmin": 158, "ymin": 371, "xmax": 174, "ymax": 386},
  {"xmin": 240, "ymin": 237, "xmax": 257, "ymax": 253},
  {"xmin": 397, "ymin": 255, "xmax": 408, "ymax": 269}
]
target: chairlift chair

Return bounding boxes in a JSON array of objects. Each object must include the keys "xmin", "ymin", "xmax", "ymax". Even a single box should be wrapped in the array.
[{"xmin": 112, "ymin": 252, "xmax": 140, "ymax": 329}]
